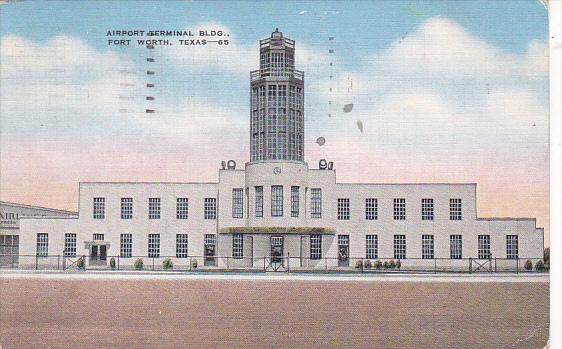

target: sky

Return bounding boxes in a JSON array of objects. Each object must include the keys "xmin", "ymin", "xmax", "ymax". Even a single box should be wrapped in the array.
[{"xmin": 0, "ymin": 1, "xmax": 550, "ymax": 244}]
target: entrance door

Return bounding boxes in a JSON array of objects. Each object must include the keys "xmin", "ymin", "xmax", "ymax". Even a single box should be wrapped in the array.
[
  {"xmin": 271, "ymin": 236, "xmax": 284, "ymax": 264},
  {"xmin": 100, "ymin": 245, "xmax": 107, "ymax": 261},
  {"xmin": 204, "ymin": 234, "xmax": 216, "ymax": 266},
  {"xmin": 91, "ymin": 245, "xmax": 99, "ymax": 260},
  {"xmin": 338, "ymin": 235, "xmax": 349, "ymax": 267}
]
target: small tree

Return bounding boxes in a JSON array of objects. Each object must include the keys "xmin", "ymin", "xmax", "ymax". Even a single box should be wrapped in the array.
[
  {"xmin": 383, "ymin": 261, "xmax": 389, "ymax": 269},
  {"xmin": 524, "ymin": 259, "xmax": 533, "ymax": 271},
  {"xmin": 389, "ymin": 260, "xmax": 396, "ymax": 269},
  {"xmin": 544, "ymin": 248, "xmax": 550, "ymax": 270},
  {"xmin": 396, "ymin": 260, "xmax": 401, "ymax": 270},
  {"xmin": 374, "ymin": 260, "xmax": 383, "ymax": 270},
  {"xmin": 191, "ymin": 258, "xmax": 198, "ymax": 269},
  {"xmin": 355, "ymin": 260, "xmax": 363, "ymax": 269},
  {"xmin": 109, "ymin": 257, "xmax": 116, "ymax": 270},
  {"xmin": 163, "ymin": 258, "xmax": 174, "ymax": 270},
  {"xmin": 134, "ymin": 258, "xmax": 144, "ymax": 270},
  {"xmin": 363, "ymin": 260, "xmax": 372, "ymax": 269},
  {"xmin": 535, "ymin": 260, "xmax": 545, "ymax": 271},
  {"xmin": 76, "ymin": 256, "xmax": 85, "ymax": 270}
]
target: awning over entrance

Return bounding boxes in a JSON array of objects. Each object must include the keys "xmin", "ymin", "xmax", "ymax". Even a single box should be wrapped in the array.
[{"xmin": 219, "ymin": 227, "xmax": 335, "ymax": 235}]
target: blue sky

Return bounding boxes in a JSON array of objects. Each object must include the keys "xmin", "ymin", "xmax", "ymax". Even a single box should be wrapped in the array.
[{"xmin": 0, "ymin": 0, "xmax": 551, "ymax": 242}]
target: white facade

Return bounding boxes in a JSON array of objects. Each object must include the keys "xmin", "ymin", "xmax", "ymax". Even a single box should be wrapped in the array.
[{"xmin": 17, "ymin": 30, "xmax": 544, "ymax": 271}]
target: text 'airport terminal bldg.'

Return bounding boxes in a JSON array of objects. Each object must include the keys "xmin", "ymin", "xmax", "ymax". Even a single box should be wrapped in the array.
[{"xmin": 19, "ymin": 30, "xmax": 544, "ymax": 271}]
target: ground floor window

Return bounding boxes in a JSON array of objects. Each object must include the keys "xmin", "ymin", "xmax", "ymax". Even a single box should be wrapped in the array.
[
  {"xmin": 36, "ymin": 233, "xmax": 48, "ymax": 256},
  {"xmin": 148, "ymin": 234, "xmax": 160, "ymax": 257},
  {"xmin": 478, "ymin": 235, "xmax": 491, "ymax": 259},
  {"xmin": 394, "ymin": 235, "xmax": 406, "ymax": 259},
  {"xmin": 64, "ymin": 233, "xmax": 76, "ymax": 257},
  {"xmin": 120, "ymin": 234, "xmax": 132, "ymax": 258},
  {"xmin": 176, "ymin": 234, "xmax": 189, "ymax": 258},
  {"xmin": 0, "ymin": 235, "xmax": 19, "ymax": 259},
  {"xmin": 232, "ymin": 233, "xmax": 243, "ymax": 258},
  {"xmin": 450, "ymin": 235, "xmax": 462, "ymax": 259},
  {"xmin": 365, "ymin": 234, "xmax": 378, "ymax": 259},
  {"xmin": 506, "ymin": 235, "xmax": 518, "ymax": 260},
  {"xmin": 422, "ymin": 235, "xmax": 434, "ymax": 259},
  {"xmin": 310, "ymin": 234, "xmax": 322, "ymax": 260}
]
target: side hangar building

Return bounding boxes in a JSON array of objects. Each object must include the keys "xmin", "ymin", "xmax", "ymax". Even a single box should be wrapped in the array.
[{"xmin": 19, "ymin": 30, "xmax": 544, "ymax": 271}]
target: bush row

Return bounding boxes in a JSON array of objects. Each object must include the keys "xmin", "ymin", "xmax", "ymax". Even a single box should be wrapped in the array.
[{"xmin": 355, "ymin": 259, "xmax": 401, "ymax": 270}]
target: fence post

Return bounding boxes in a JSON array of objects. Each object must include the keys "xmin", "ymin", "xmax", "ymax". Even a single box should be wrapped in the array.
[
  {"xmin": 361, "ymin": 258, "xmax": 364, "ymax": 273},
  {"xmin": 263, "ymin": 256, "xmax": 266, "ymax": 272},
  {"xmin": 469, "ymin": 258, "xmax": 472, "ymax": 274},
  {"xmin": 494, "ymin": 257, "xmax": 497, "ymax": 273},
  {"xmin": 189, "ymin": 256, "xmax": 192, "ymax": 271},
  {"xmin": 287, "ymin": 252, "xmax": 290, "ymax": 273},
  {"xmin": 325, "ymin": 257, "xmax": 327, "ymax": 271},
  {"xmin": 57, "ymin": 254, "xmax": 60, "ymax": 270},
  {"xmin": 434, "ymin": 258, "xmax": 437, "ymax": 274},
  {"xmin": 63, "ymin": 255, "xmax": 66, "ymax": 270},
  {"xmin": 227, "ymin": 256, "xmax": 229, "ymax": 270},
  {"xmin": 117, "ymin": 256, "xmax": 120, "ymax": 270},
  {"xmin": 35, "ymin": 254, "xmax": 38, "ymax": 270},
  {"xmin": 152, "ymin": 257, "xmax": 155, "ymax": 271}
]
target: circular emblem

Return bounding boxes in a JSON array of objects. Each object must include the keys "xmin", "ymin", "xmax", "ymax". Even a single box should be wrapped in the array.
[{"xmin": 273, "ymin": 167, "xmax": 282, "ymax": 175}]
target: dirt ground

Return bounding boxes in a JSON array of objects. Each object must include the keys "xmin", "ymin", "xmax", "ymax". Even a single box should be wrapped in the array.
[{"xmin": 0, "ymin": 278, "xmax": 549, "ymax": 348}]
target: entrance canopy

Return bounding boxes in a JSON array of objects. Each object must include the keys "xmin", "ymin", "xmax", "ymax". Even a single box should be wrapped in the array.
[{"xmin": 219, "ymin": 227, "xmax": 335, "ymax": 235}]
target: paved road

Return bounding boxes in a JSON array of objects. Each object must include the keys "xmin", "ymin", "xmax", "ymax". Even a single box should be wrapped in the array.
[{"xmin": 0, "ymin": 276, "xmax": 549, "ymax": 348}]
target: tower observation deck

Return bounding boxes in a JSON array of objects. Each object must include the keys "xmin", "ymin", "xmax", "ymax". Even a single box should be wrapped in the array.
[{"xmin": 250, "ymin": 29, "xmax": 305, "ymax": 162}]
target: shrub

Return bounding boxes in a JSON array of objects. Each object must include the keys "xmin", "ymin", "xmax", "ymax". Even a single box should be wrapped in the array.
[
  {"xmin": 544, "ymin": 248, "xmax": 550, "ymax": 270},
  {"xmin": 383, "ymin": 261, "xmax": 389, "ymax": 269},
  {"xmin": 363, "ymin": 260, "xmax": 372, "ymax": 269},
  {"xmin": 355, "ymin": 260, "xmax": 363, "ymax": 269},
  {"xmin": 134, "ymin": 258, "xmax": 144, "ymax": 270},
  {"xmin": 396, "ymin": 260, "xmax": 401, "ymax": 270},
  {"xmin": 535, "ymin": 260, "xmax": 545, "ymax": 271},
  {"xmin": 163, "ymin": 258, "xmax": 173, "ymax": 270},
  {"xmin": 374, "ymin": 260, "xmax": 383, "ymax": 270},
  {"xmin": 76, "ymin": 256, "xmax": 85, "ymax": 270},
  {"xmin": 191, "ymin": 258, "xmax": 198, "ymax": 269},
  {"xmin": 109, "ymin": 257, "xmax": 116, "ymax": 270},
  {"xmin": 389, "ymin": 260, "xmax": 396, "ymax": 269},
  {"xmin": 524, "ymin": 259, "xmax": 533, "ymax": 271}
]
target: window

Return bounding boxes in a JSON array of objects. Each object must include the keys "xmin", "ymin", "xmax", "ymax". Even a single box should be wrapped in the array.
[
  {"xmin": 148, "ymin": 198, "xmax": 161, "ymax": 219},
  {"xmin": 271, "ymin": 185, "xmax": 283, "ymax": 217},
  {"xmin": 366, "ymin": 235, "xmax": 378, "ymax": 259},
  {"xmin": 310, "ymin": 234, "xmax": 322, "ymax": 260},
  {"xmin": 450, "ymin": 235, "xmax": 462, "ymax": 259},
  {"xmin": 121, "ymin": 198, "xmax": 133, "ymax": 219},
  {"xmin": 36, "ymin": 233, "xmax": 48, "ymax": 256},
  {"xmin": 232, "ymin": 188, "xmax": 244, "ymax": 218},
  {"xmin": 255, "ymin": 186, "xmax": 263, "ymax": 217},
  {"xmin": 176, "ymin": 198, "xmax": 189, "ymax": 219},
  {"xmin": 365, "ymin": 198, "xmax": 378, "ymax": 220},
  {"xmin": 291, "ymin": 186, "xmax": 300, "ymax": 217},
  {"xmin": 233, "ymin": 233, "xmax": 243, "ymax": 258},
  {"xmin": 421, "ymin": 199, "xmax": 434, "ymax": 221},
  {"xmin": 148, "ymin": 234, "xmax": 160, "ymax": 257},
  {"xmin": 394, "ymin": 235, "xmax": 406, "ymax": 259},
  {"xmin": 120, "ymin": 234, "xmax": 132, "ymax": 258},
  {"xmin": 176, "ymin": 234, "xmax": 189, "ymax": 258},
  {"xmin": 450, "ymin": 198, "xmax": 462, "ymax": 220},
  {"xmin": 337, "ymin": 199, "xmax": 350, "ymax": 220},
  {"xmin": 93, "ymin": 197, "xmax": 105, "ymax": 219},
  {"xmin": 506, "ymin": 235, "xmax": 518, "ymax": 260},
  {"xmin": 64, "ymin": 233, "xmax": 76, "ymax": 257},
  {"xmin": 394, "ymin": 198, "xmax": 406, "ymax": 220},
  {"xmin": 93, "ymin": 233, "xmax": 104, "ymax": 241},
  {"xmin": 0, "ymin": 235, "xmax": 18, "ymax": 258},
  {"xmin": 204, "ymin": 198, "xmax": 217, "ymax": 220},
  {"xmin": 310, "ymin": 188, "xmax": 322, "ymax": 218},
  {"xmin": 478, "ymin": 235, "xmax": 491, "ymax": 259},
  {"xmin": 422, "ymin": 235, "xmax": 434, "ymax": 259}
]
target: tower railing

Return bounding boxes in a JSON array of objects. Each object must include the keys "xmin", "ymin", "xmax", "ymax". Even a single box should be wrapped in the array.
[{"xmin": 251, "ymin": 68, "xmax": 304, "ymax": 82}]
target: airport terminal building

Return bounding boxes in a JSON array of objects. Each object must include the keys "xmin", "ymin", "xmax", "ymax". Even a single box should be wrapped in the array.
[{"xmin": 18, "ymin": 30, "xmax": 544, "ymax": 271}]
